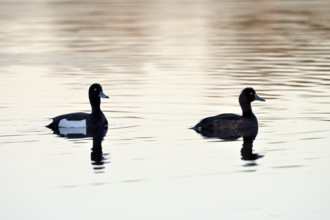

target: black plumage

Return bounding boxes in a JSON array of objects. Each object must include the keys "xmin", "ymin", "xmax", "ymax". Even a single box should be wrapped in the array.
[{"xmin": 193, "ymin": 87, "xmax": 265, "ymax": 140}]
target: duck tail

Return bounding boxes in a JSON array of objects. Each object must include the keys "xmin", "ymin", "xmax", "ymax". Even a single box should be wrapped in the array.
[
  {"xmin": 190, "ymin": 123, "xmax": 200, "ymax": 132},
  {"xmin": 46, "ymin": 120, "xmax": 56, "ymax": 129}
]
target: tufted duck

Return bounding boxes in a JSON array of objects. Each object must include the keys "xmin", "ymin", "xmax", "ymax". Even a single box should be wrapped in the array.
[
  {"xmin": 47, "ymin": 83, "xmax": 109, "ymax": 129},
  {"xmin": 192, "ymin": 87, "xmax": 265, "ymax": 138}
]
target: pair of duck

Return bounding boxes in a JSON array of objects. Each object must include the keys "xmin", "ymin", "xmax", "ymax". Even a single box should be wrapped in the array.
[{"xmin": 47, "ymin": 84, "xmax": 265, "ymax": 134}]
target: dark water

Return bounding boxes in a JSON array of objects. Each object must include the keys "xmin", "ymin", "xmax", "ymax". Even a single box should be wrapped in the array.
[{"xmin": 0, "ymin": 1, "xmax": 330, "ymax": 219}]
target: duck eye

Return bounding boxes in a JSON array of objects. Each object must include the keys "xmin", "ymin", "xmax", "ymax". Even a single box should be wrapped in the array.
[{"xmin": 94, "ymin": 88, "xmax": 97, "ymax": 92}]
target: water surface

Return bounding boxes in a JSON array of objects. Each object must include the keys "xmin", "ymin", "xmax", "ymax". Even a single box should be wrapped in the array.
[{"xmin": 0, "ymin": 0, "xmax": 330, "ymax": 219}]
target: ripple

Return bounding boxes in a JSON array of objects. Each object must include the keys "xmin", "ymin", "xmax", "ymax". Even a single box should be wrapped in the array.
[
  {"xmin": 0, "ymin": 1, "xmax": 330, "ymax": 219},
  {"xmin": 272, "ymin": 165, "xmax": 304, "ymax": 169}
]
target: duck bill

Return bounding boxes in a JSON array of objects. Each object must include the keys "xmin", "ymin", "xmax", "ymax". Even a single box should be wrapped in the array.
[
  {"xmin": 255, "ymin": 94, "xmax": 265, "ymax": 102},
  {"xmin": 99, "ymin": 91, "xmax": 109, "ymax": 99}
]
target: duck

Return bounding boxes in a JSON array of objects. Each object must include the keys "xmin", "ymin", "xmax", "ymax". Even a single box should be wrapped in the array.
[
  {"xmin": 192, "ymin": 87, "xmax": 265, "ymax": 139},
  {"xmin": 47, "ymin": 83, "xmax": 109, "ymax": 129}
]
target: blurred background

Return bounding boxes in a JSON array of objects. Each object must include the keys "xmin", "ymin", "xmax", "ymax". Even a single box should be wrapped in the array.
[{"xmin": 0, "ymin": 0, "xmax": 329, "ymax": 219}]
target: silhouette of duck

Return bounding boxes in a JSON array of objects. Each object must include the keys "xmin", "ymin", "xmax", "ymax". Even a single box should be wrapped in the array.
[
  {"xmin": 47, "ymin": 83, "xmax": 109, "ymax": 129},
  {"xmin": 192, "ymin": 87, "xmax": 265, "ymax": 140}
]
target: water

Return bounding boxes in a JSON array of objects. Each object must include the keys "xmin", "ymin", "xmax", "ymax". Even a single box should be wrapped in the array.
[{"xmin": 0, "ymin": 0, "xmax": 330, "ymax": 219}]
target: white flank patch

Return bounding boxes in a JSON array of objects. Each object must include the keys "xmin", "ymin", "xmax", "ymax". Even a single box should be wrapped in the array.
[
  {"xmin": 58, "ymin": 119, "xmax": 86, "ymax": 128},
  {"xmin": 59, "ymin": 127, "xmax": 87, "ymax": 136}
]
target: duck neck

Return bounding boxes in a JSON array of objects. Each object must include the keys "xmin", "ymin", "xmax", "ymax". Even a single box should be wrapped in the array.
[
  {"xmin": 240, "ymin": 101, "xmax": 254, "ymax": 118},
  {"xmin": 90, "ymin": 97, "xmax": 101, "ymax": 114},
  {"xmin": 242, "ymin": 109, "xmax": 254, "ymax": 117}
]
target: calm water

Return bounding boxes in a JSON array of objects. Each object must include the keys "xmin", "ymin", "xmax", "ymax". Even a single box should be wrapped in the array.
[{"xmin": 0, "ymin": 0, "xmax": 330, "ymax": 219}]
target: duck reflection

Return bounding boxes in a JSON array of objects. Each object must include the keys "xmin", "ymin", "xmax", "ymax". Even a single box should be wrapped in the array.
[
  {"xmin": 193, "ymin": 126, "xmax": 263, "ymax": 162},
  {"xmin": 48, "ymin": 126, "xmax": 109, "ymax": 171}
]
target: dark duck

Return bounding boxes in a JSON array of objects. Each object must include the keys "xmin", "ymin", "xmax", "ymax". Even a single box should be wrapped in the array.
[
  {"xmin": 47, "ymin": 83, "xmax": 109, "ymax": 130},
  {"xmin": 193, "ymin": 87, "xmax": 265, "ymax": 140}
]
